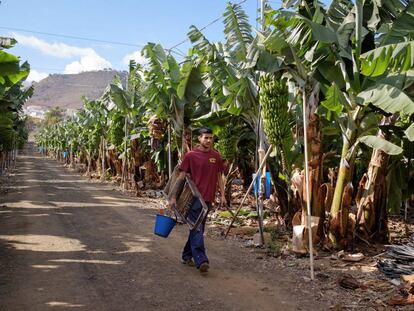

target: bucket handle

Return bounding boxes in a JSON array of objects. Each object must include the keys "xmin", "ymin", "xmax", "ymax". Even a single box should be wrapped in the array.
[{"xmin": 166, "ymin": 204, "xmax": 179, "ymax": 222}]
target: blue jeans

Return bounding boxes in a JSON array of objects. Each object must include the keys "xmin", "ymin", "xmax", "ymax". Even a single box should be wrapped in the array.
[{"xmin": 182, "ymin": 198, "xmax": 211, "ymax": 269}]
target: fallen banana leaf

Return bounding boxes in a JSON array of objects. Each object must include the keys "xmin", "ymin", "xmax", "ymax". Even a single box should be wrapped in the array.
[{"xmin": 378, "ymin": 235, "xmax": 414, "ymax": 278}]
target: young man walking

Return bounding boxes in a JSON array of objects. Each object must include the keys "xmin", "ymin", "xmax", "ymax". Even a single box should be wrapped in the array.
[{"xmin": 169, "ymin": 127, "xmax": 226, "ymax": 274}]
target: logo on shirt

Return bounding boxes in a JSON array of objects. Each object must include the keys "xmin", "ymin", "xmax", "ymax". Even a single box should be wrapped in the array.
[{"xmin": 209, "ymin": 158, "xmax": 216, "ymax": 163}]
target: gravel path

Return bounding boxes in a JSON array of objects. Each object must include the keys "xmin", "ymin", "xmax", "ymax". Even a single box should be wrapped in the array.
[{"xmin": 0, "ymin": 149, "xmax": 324, "ymax": 311}]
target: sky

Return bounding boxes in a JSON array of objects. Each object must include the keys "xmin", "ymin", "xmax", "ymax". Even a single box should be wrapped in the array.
[{"xmin": 1, "ymin": 0, "xmax": 285, "ymax": 83}]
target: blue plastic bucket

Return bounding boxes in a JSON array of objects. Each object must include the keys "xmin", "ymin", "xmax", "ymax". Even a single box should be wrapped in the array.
[
  {"xmin": 252, "ymin": 172, "xmax": 271, "ymax": 198},
  {"xmin": 154, "ymin": 214, "xmax": 176, "ymax": 238}
]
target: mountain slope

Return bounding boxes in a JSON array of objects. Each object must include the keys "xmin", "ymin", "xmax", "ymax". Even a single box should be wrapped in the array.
[{"xmin": 27, "ymin": 70, "xmax": 125, "ymax": 110}]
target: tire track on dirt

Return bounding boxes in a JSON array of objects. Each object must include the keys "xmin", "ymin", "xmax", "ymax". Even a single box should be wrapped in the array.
[{"xmin": 0, "ymin": 150, "xmax": 325, "ymax": 311}]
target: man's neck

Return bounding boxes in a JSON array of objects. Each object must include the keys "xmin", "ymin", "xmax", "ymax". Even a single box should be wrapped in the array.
[{"xmin": 197, "ymin": 145, "xmax": 211, "ymax": 152}]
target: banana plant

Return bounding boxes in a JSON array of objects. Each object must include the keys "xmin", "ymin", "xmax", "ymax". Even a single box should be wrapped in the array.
[
  {"xmin": 143, "ymin": 43, "xmax": 184, "ymax": 159},
  {"xmin": 188, "ymin": 3, "xmax": 266, "ymax": 181},
  {"xmin": 63, "ymin": 118, "xmax": 79, "ymax": 167},
  {"xmin": 108, "ymin": 61, "xmax": 144, "ymax": 187},
  {"xmin": 142, "ymin": 41, "xmax": 207, "ymax": 173},
  {"xmin": 261, "ymin": 0, "xmax": 414, "ymax": 246},
  {"xmin": 248, "ymin": 1, "xmax": 328, "ymax": 225},
  {"xmin": 82, "ymin": 96, "xmax": 109, "ymax": 177},
  {"xmin": 188, "ymin": 3, "xmax": 258, "ymax": 120},
  {"xmin": 0, "ymin": 37, "xmax": 31, "ymax": 173}
]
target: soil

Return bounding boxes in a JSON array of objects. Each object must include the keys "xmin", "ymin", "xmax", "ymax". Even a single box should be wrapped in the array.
[
  {"xmin": 1, "ymin": 145, "xmax": 413, "ymax": 311},
  {"xmin": 0, "ymin": 146, "xmax": 325, "ymax": 311}
]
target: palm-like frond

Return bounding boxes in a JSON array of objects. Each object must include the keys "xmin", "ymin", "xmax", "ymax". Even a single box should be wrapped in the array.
[
  {"xmin": 223, "ymin": 2, "xmax": 253, "ymax": 61},
  {"xmin": 360, "ymin": 41, "xmax": 414, "ymax": 77},
  {"xmin": 326, "ymin": 0, "xmax": 353, "ymax": 31},
  {"xmin": 188, "ymin": 25, "xmax": 216, "ymax": 57},
  {"xmin": 379, "ymin": 2, "xmax": 414, "ymax": 44}
]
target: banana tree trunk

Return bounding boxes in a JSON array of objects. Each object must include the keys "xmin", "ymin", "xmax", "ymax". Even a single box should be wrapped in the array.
[
  {"xmin": 296, "ymin": 83, "xmax": 324, "ymax": 237},
  {"xmin": 5, "ymin": 152, "xmax": 9, "ymax": 171},
  {"xmin": 329, "ymin": 126, "xmax": 358, "ymax": 247},
  {"xmin": 224, "ymin": 160, "xmax": 237, "ymax": 208},
  {"xmin": 355, "ymin": 116, "xmax": 396, "ymax": 243},
  {"xmin": 12, "ymin": 138, "xmax": 17, "ymax": 169},
  {"xmin": 101, "ymin": 138, "xmax": 106, "ymax": 181},
  {"xmin": 70, "ymin": 146, "xmax": 75, "ymax": 168},
  {"xmin": 356, "ymin": 148, "xmax": 389, "ymax": 242},
  {"xmin": 0, "ymin": 151, "xmax": 5, "ymax": 174},
  {"xmin": 308, "ymin": 112, "xmax": 323, "ymax": 219},
  {"xmin": 86, "ymin": 151, "xmax": 92, "ymax": 177},
  {"xmin": 130, "ymin": 138, "xmax": 143, "ymax": 191},
  {"xmin": 268, "ymin": 159, "xmax": 290, "ymax": 218},
  {"xmin": 0, "ymin": 151, "xmax": 3, "ymax": 175},
  {"xmin": 97, "ymin": 137, "xmax": 103, "ymax": 179},
  {"xmin": 307, "ymin": 110, "xmax": 326, "ymax": 242}
]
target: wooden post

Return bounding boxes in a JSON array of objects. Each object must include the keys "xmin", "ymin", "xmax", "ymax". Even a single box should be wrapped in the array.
[
  {"xmin": 168, "ymin": 123, "xmax": 172, "ymax": 179},
  {"xmin": 224, "ymin": 145, "xmax": 273, "ymax": 238},
  {"xmin": 302, "ymin": 87, "xmax": 315, "ymax": 281},
  {"xmin": 121, "ymin": 116, "xmax": 128, "ymax": 189},
  {"xmin": 257, "ymin": 120, "xmax": 266, "ymax": 246},
  {"xmin": 101, "ymin": 137, "xmax": 106, "ymax": 181}
]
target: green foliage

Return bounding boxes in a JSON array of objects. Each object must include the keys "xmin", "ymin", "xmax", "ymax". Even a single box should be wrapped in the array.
[
  {"xmin": 223, "ymin": 2, "xmax": 253, "ymax": 60},
  {"xmin": 405, "ymin": 123, "xmax": 414, "ymax": 141},
  {"xmin": 357, "ymin": 83, "xmax": 414, "ymax": 115},
  {"xmin": 33, "ymin": 0, "xmax": 414, "ymax": 228},
  {"xmin": 218, "ymin": 211, "xmax": 233, "ymax": 218},
  {"xmin": 0, "ymin": 38, "xmax": 31, "ymax": 153},
  {"xmin": 43, "ymin": 107, "xmax": 64, "ymax": 128},
  {"xmin": 358, "ymin": 135, "xmax": 403, "ymax": 155}
]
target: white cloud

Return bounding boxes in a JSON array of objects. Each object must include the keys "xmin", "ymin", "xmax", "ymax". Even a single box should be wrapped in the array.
[
  {"xmin": 64, "ymin": 55, "xmax": 112, "ymax": 74},
  {"xmin": 13, "ymin": 33, "xmax": 113, "ymax": 74},
  {"xmin": 27, "ymin": 69, "xmax": 48, "ymax": 82},
  {"xmin": 122, "ymin": 50, "xmax": 148, "ymax": 66},
  {"xmin": 13, "ymin": 33, "xmax": 95, "ymax": 59}
]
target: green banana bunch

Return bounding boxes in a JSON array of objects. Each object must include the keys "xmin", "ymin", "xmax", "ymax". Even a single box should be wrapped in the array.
[
  {"xmin": 258, "ymin": 74, "xmax": 290, "ymax": 146},
  {"xmin": 216, "ymin": 123, "xmax": 239, "ymax": 161}
]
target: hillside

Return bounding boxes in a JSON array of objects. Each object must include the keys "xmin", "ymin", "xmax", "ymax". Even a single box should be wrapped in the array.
[{"xmin": 26, "ymin": 70, "xmax": 126, "ymax": 110}]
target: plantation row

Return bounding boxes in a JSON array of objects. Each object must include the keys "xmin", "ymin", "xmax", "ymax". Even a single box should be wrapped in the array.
[
  {"xmin": 36, "ymin": 1, "xmax": 414, "ymax": 249},
  {"xmin": 0, "ymin": 37, "xmax": 32, "ymax": 175}
]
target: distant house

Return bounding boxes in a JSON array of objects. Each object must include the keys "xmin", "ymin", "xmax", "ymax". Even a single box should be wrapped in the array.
[{"xmin": 24, "ymin": 105, "xmax": 46, "ymax": 119}]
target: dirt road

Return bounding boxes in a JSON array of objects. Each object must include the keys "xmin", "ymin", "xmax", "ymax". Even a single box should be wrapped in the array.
[{"xmin": 0, "ymin": 149, "xmax": 325, "ymax": 311}]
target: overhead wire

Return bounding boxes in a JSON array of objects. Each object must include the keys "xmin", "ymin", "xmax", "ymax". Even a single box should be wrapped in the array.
[
  {"xmin": 0, "ymin": 26, "xmax": 144, "ymax": 48},
  {"xmin": 165, "ymin": 0, "xmax": 249, "ymax": 56},
  {"xmin": 2, "ymin": 0, "xmax": 254, "ymax": 67}
]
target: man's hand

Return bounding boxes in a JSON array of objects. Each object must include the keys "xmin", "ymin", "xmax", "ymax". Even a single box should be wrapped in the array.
[{"xmin": 168, "ymin": 197, "xmax": 177, "ymax": 209}]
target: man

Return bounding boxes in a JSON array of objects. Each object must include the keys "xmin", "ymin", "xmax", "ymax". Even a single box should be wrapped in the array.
[{"xmin": 169, "ymin": 126, "xmax": 226, "ymax": 274}]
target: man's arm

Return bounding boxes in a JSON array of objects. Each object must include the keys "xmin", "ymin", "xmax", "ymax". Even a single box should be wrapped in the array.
[
  {"xmin": 168, "ymin": 170, "xmax": 187, "ymax": 207},
  {"xmin": 217, "ymin": 172, "xmax": 227, "ymax": 206}
]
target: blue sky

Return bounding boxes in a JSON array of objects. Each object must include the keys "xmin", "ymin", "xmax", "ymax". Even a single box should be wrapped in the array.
[
  {"xmin": 1, "ymin": 1, "xmax": 332, "ymax": 83},
  {"xmin": 1, "ymin": 0, "xmax": 280, "ymax": 82}
]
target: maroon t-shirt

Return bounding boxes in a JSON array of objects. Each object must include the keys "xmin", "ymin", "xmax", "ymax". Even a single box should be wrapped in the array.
[{"xmin": 179, "ymin": 148, "xmax": 224, "ymax": 202}]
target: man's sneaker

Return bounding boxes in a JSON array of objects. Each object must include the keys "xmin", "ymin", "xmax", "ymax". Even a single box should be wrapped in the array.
[
  {"xmin": 199, "ymin": 262, "xmax": 209, "ymax": 274},
  {"xmin": 181, "ymin": 258, "xmax": 195, "ymax": 267}
]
